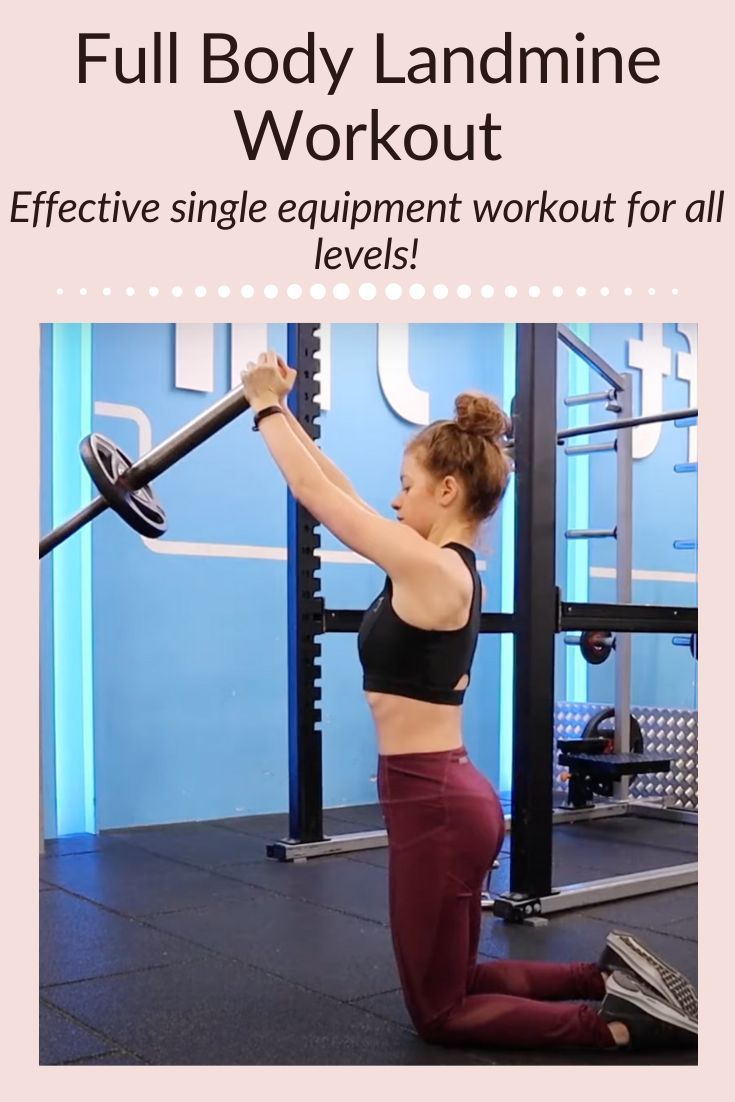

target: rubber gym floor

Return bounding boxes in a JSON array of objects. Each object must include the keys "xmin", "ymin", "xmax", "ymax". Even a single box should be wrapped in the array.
[{"xmin": 40, "ymin": 801, "xmax": 697, "ymax": 1066}]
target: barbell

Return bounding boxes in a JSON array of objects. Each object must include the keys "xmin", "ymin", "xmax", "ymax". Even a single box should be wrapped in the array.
[{"xmin": 39, "ymin": 387, "xmax": 251, "ymax": 559}]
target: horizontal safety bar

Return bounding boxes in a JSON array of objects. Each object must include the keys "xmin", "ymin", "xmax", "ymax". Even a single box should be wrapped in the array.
[
  {"xmin": 565, "ymin": 442, "xmax": 617, "ymax": 456},
  {"xmin": 559, "ymin": 407, "xmax": 697, "ymax": 443},
  {"xmin": 565, "ymin": 528, "xmax": 616, "ymax": 540}
]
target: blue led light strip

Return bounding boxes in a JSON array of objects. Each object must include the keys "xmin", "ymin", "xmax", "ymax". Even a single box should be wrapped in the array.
[
  {"xmin": 566, "ymin": 324, "xmax": 591, "ymax": 702},
  {"xmin": 51, "ymin": 324, "xmax": 95, "ymax": 835}
]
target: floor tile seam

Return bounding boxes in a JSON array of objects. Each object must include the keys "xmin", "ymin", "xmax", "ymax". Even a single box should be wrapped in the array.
[
  {"xmin": 40, "ymin": 955, "xmax": 213, "ymax": 991},
  {"xmin": 576, "ymin": 912, "xmax": 698, "ymax": 942},
  {"xmin": 58, "ymin": 1051, "xmax": 151, "ymax": 1066},
  {"xmin": 42, "ymin": 946, "xmax": 419, "ymax": 1038},
  {"xmin": 47, "ymin": 837, "xmax": 273, "ymax": 878},
  {"xmin": 138, "ymin": 872, "xmax": 391, "ymax": 928},
  {"xmin": 39, "ymin": 996, "xmax": 149, "ymax": 1063}
]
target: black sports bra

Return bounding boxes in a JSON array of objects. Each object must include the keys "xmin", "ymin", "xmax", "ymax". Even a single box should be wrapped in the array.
[{"xmin": 357, "ymin": 543, "xmax": 482, "ymax": 706}]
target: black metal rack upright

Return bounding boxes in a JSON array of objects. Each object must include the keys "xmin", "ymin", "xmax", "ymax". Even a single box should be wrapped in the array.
[
  {"xmin": 284, "ymin": 323, "xmax": 324, "ymax": 846},
  {"xmin": 510, "ymin": 324, "xmax": 559, "ymax": 899}
]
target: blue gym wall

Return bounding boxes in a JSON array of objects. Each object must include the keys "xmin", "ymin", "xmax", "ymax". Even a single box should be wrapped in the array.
[
  {"xmin": 40, "ymin": 322, "xmax": 511, "ymax": 833},
  {"xmin": 40, "ymin": 322, "xmax": 697, "ymax": 835}
]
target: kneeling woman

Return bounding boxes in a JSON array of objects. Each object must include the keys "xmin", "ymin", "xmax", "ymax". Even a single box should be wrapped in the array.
[{"xmin": 241, "ymin": 351, "xmax": 696, "ymax": 1053}]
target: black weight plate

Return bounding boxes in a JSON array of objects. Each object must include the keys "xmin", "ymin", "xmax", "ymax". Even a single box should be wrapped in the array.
[
  {"xmin": 580, "ymin": 630, "xmax": 614, "ymax": 665},
  {"xmin": 581, "ymin": 706, "xmax": 644, "ymax": 755},
  {"xmin": 79, "ymin": 433, "xmax": 167, "ymax": 540}
]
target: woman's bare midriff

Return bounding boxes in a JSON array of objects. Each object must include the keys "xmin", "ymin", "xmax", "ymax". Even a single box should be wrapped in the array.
[{"xmin": 366, "ymin": 690, "xmax": 465, "ymax": 756}]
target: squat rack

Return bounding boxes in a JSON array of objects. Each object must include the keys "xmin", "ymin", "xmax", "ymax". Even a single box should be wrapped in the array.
[
  {"xmin": 501, "ymin": 324, "xmax": 696, "ymax": 918},
  {"xmin": 271, "ymin": 322, "xmax": 698, "ymax": 921}
]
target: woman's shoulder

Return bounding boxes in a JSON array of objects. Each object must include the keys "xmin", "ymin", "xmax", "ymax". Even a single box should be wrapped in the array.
[{"xmin": 410, "ymin": 542, "xmax": 476, "ymax": 599}]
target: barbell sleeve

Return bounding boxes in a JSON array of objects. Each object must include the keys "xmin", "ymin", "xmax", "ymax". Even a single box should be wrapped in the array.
[{"xmin": 39, "ymin": 496, "xmax": 109, "ymax": 559}]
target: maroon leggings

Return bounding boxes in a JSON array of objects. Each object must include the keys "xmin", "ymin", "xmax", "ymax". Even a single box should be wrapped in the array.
[{"xmin": 377, "ymin": 748, "xmax": 615, "ymax": 1049}]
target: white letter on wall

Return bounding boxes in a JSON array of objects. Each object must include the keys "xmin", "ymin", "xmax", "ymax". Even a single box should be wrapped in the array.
[
  {"xmin": 230, "ymin": 323, "xmax": 269, "ymax": 390},
  {"xmin": 675, "ymin": 324, "xmax": 698, "ymax": 463},
  {"xmin": 175, "ymin": 324, "xmax": 215, "ymax": 392},
  {"xmin": 377, "ymin": 324, "xmax": 429, "ymax": 425},
  {"xmin": 626, "ymin": 324, "xmax": 672, "ymax": 459}
]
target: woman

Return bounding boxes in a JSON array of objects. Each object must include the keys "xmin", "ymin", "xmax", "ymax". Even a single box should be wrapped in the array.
[{"xmin": 241, "ymin": 350, "xmax": 697, "ymax": 1053}]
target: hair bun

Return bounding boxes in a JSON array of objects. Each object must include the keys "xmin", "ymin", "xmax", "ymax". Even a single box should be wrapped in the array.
[{"xmin": 454, "ymin": 392, "xmax": 509, "ymax": 442}]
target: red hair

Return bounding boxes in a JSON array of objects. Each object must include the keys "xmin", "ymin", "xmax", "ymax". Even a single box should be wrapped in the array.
[{"xmin": 407, "ymin": 392, "xmax": 512, "ymax": 522}]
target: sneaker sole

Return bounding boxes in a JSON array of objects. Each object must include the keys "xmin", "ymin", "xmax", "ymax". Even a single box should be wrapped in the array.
[
  {"xmin": 606, "ymin": 972, "xmax": 698, "ymax": 1035},
  {"xmin": 607, "ymin": 934, "xmax": 698, "ymax": 1021}
]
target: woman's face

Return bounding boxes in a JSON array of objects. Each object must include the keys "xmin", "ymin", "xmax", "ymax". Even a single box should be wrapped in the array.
[{"xmin": 390, "ymin": 450, "xmax": 445, "ymax": 537}]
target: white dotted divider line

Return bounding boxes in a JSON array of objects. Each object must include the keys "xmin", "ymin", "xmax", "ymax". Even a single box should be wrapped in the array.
[{"xmin": 55, "ymin": 284, "xmax": 681, "ymax": 299}]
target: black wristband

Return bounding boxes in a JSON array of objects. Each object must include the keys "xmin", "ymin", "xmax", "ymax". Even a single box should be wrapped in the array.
[{"xmin": 252, "ymin": 405, "xmax": 283, "ymax": 432}]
